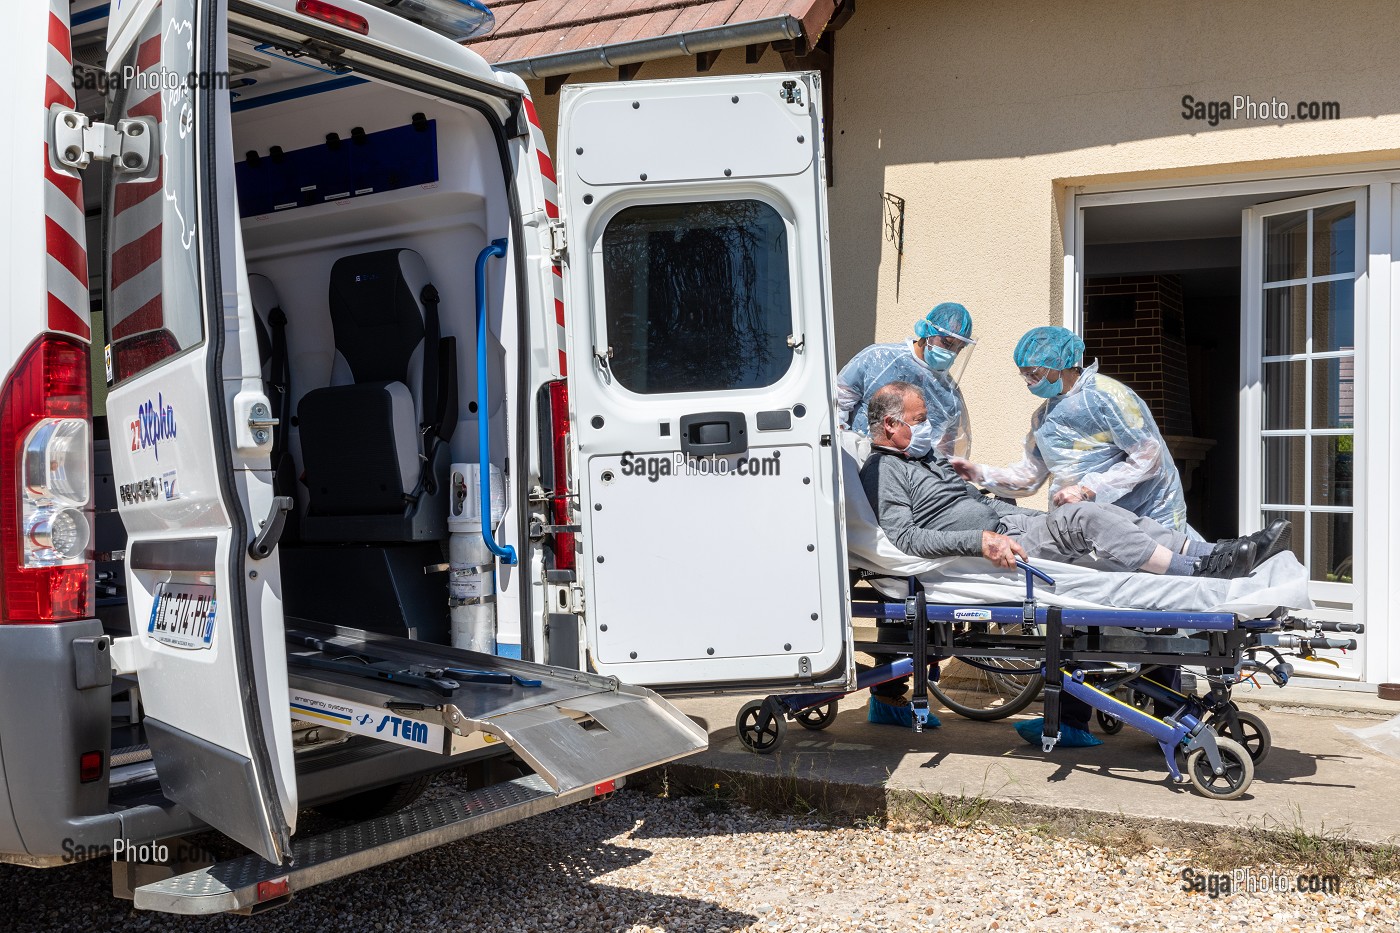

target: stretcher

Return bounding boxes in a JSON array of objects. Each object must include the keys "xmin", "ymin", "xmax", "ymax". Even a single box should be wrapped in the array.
[{"xmin": 736, "ymin": 561, "xmax": 1360, "ymax": 799}]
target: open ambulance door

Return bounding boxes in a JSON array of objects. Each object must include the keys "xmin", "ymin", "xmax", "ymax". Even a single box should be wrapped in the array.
[
  {"xmin": 557, "ymin": 73, "xmax": 853, "ymax": 692},
  {"xmin": 100, "ymin": 0, "xmax": 296, "ymax": 863}
]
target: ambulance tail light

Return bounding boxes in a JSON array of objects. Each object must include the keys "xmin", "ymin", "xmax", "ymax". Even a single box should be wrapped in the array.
[
  {"xmin": 0, "ymin": 335, "xmax": 93, "ymax": 623},
  {"xmin": 295, "ymin": 0, "xmax": 369, "ymax": 35},
  {"xmin": 545, "ymin": 379, "xmax": 575, "ymax": 572}
]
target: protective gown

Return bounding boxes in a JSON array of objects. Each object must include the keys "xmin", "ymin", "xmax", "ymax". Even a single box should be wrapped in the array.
[
  {"xmin": 977, "ymin": 362, "xmax": 1191, "ymax": 532},
  {"xmin": 837, "ymin": 341, "xmax": 972, "ymax": 458}
]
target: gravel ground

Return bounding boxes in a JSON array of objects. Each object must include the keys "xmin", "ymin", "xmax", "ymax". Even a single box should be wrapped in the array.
[{"xmin": 3, "ymin": 787, "xmax": 1396, "ymax": 933}]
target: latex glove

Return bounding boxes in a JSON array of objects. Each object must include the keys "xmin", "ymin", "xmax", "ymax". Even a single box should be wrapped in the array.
[
  {"xmin": 947, "ymin": 457, "xmax": 982, "ymax": 482},
  {"xmin": 1052, "ymin": 484, "xmax": 1096, "ymax": 506},
  {"xmin": 980, "ymin": 531, "xmax": 1027, "ymax": 569}
]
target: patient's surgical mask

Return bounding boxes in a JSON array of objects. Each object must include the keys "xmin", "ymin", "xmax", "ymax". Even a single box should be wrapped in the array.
[{"xmin": 898, "ymin": 419, "xmax": 935, "ymax": 458}]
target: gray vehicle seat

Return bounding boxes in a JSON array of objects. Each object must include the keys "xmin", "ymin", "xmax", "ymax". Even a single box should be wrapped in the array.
[{"xmin": 297, "ymin": 248, "xmax": 457, "ymax": 542}]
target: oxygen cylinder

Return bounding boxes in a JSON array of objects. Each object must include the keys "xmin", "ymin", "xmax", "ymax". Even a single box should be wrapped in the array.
[{"xmin": 447, "ymin": 463, "xmax": 505, "ymax": 653}]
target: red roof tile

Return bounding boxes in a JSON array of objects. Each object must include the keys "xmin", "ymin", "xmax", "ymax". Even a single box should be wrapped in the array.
[{"xmin": 467, "ymin": 0, "xmax": 839, "ymax": 74}]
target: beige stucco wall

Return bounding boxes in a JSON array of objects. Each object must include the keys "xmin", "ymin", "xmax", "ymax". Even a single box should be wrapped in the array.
[{"xmin": 524, "ymin": 0, "xmax": 1400, "ymax": 470}]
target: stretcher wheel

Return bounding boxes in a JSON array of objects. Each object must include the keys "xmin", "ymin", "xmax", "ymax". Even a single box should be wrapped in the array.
[
  {"xmin": 795, "ymin": 702, "xmax": 839, "ymax": 731},
  {"xmin": 736, "ymin": 699, "xmax": 787, "ymax": 754},
  {"xmin": 1207, "ymin": 709, "xmax": 1271, "ymax": 764},
  {"xmin": 1186, "ymin": 736, "xmax": 1254, "ymax": 800},
  {"xmin": 929, "ymin": 665, "xmax": 1043, "ymax": 721},
  {"xmin": 1095, "ymin": 709, "xmax": 1124, "ymax": 735}
]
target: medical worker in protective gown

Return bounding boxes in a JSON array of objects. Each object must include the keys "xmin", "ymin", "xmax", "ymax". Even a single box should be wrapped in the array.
[
  {"xmin": 837, "ymin": 302, "xmax": 976, "ymax": 457},
  {"xmin": 949, "ymin": 325, "xmax": 1195, "ymax": 534}
]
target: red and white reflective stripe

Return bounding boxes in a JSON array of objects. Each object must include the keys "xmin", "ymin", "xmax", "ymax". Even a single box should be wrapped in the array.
[
  {"xmin": 108, "ymin": 25, "xmax": 166, "ymax": 342},
  {"xmin": 522, "ymin": 96, "xmax": 567, "ymax": 377},
  {"xmin": 43, "ymin": 2, "xmax": 90, "ymax": 342}
]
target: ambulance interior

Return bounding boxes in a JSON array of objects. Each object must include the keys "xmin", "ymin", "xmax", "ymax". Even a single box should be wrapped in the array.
[
  {"xmin": 226, "ymin": 42, "xmax": 522, "ymax": 649},
  {"xmin": 96, "ymin": 27, "xmax": 534, "ymax": 654}
]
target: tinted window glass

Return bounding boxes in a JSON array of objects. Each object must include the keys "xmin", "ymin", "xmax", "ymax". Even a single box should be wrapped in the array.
[{"xmin": 601, "ymin": 200, "xmax": 793, "ymax": 393}]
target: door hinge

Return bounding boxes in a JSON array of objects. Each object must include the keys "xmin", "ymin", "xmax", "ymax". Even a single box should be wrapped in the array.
[
  {"xmin": 549, "ymin": 221, "xmax": 567, "ymax": 262},
  {"xmin": 51, "ymin": 110, "xmax": 154, "ymax": 174},
  {"xmin": 568, "ymin": 583, "xmax": 586, "ymax": 614}
]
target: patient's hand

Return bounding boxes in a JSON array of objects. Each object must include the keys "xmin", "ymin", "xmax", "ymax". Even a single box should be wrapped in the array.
[
  {"xmin": 948, "ymin": 457, "xmax": 980, "ymax": 481},
  {"xmin": 980, "ymin": 531, "xmax": 1027, "ymax": 569}
]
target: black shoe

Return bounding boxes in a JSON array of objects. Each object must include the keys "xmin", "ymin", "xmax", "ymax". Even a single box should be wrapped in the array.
[
  {"xmin": 1245, "ymin": 519, "xmax": 1292, "ymax": 563},
  {"xmin": 1192, "ymin": 539, "xmax": 1258, "ymax": 579}
]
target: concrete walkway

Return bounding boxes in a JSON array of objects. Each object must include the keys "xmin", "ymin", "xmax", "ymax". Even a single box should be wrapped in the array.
[{"xmin": 670, "ymin": 686, "xmax": 1400, "ymax": 846}]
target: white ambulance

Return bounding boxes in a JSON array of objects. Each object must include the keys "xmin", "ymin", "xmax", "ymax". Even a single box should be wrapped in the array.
[{"xmin": 0, "ymin": 0, "xmax": 849, "ymax": 912}]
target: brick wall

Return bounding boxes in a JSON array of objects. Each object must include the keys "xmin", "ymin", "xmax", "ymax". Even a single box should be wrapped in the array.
[{"xmin": 1082, "ymin": 275, "xmax": 1194, "ymax": 437}]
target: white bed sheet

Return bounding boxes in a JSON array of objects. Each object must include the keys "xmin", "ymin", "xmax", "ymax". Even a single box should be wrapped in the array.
[{"xmin": 839, "ymin": 433, "xmax": 1313, "ymax": 618}]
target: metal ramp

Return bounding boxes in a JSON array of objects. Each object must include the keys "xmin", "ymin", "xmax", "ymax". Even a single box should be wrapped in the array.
[
  {"xmin": 280, "ymin": 623, "xmax": 708, "ymax": 797},
  {"xmin": 134, "ymin": 774, "xmax": 588, "ymax": 914},
  {"xmin": 132, "ymin": 623, "xmax": 707, "ymax": 915}
]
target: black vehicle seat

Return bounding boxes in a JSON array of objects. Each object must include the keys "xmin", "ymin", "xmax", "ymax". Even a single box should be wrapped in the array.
[{"xmin": 296, "ymin": 248, "xmax": 457, "ymax": 542}]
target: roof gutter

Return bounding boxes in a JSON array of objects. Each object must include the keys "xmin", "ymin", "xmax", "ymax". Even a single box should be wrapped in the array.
[{"xmin": 495, "ymin": 15, "xmax": 806, "ymax": 80}]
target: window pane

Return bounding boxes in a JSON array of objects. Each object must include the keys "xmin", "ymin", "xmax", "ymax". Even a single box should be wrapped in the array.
[
  {"xmin": 1311, "ymin": 357, "xmax": 1355, "ymax": 429},
  {"xmin": 1263, "ymin": 211, "xmax": 1308, "ymax": 282},
  {"xmin": 602, "ymin": 200, "xmax": 793, "ymax": 394},
  {"xmin": 1261, "ymin": 360, "xmax": 1306, "ymax": 429},
  {"xmin": 1311, "ymin": 435, "xmax": 1353, "ymax": 507},
  {"xmin": 104, "ymin": 0, "xmax": 204, "ymax": 384},
  {"xmin": 1262, "ymin": 285, "xmax": 1305, "ymax": 356},
  {"xmin": 1262, "ymin": 509, "xmax": 1305, "ymax": 564},
  {"xmin": 1262, "ymin": 436, "xmax": 1305, "ymax": 505},
  {"xmin": 1312, "ymin": 202, "xmax": 1356, "ymax": 276},
  {"xmin": 1312, "ymin": 280, "xmax": 1355, "ymax": 353},
  {"xmin": 1311, "ymin": 511, "xmax": 1353, "ymax": 584}
]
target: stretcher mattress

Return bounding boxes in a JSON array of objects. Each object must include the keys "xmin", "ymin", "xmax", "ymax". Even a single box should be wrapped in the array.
[{"xmin": 839, "ymin": 433, "xmax": 1313, "ymax": 618}]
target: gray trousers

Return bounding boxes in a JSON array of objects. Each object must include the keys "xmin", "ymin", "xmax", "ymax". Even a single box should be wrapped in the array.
[{"xmin": 996, "ymin": 501, "xmax": 1188, "ymax": 572}]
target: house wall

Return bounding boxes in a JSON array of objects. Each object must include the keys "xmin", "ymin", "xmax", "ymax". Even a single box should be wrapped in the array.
[{"xmin": 524, "ymin": 0, "xmax": 1400, "ymax": 473}]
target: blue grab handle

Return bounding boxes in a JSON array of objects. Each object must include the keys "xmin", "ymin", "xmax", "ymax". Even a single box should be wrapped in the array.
[
  {"xmin": 1015, "ymin": 558, "xmax": 1055, "ymax": 600},
  {"xmin": 475, "ymin": 238, "xmax": 516, "ymax": 565}
]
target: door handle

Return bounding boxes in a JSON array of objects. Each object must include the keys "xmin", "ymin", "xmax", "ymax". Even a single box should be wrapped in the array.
[{"xmin": 678, "ymin": 412, "xmax": 747, "ymax": 457}]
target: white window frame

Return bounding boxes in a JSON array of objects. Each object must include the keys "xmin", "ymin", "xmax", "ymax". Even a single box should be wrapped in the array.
[{"xmin": 1060, "ymin": 167, "xmax": 1400, "ymax": 686}]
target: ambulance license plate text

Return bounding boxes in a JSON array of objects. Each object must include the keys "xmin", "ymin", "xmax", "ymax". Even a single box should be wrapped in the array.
[{"xmin": 147, "ymin": 582, "xmax": 217, "ymax": 651}]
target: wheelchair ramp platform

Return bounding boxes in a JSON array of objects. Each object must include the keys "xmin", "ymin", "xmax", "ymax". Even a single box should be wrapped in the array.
[
  {"xmin": 282, "ymin": 623, "xmax": 708, "ymax": 796},
  {"xmin": 133, "ymin": 774, "xmax": 587, "ymax": 915}
]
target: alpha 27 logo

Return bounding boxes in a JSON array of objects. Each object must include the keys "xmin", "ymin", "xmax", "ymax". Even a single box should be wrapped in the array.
[{"xmin": 129, "ymin": 395, "xmax": 177, "ymax": 460}]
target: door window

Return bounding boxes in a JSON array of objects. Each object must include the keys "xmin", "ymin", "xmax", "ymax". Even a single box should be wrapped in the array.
[
  {"xmin": 103, "ymin": 0, "xmax": 204, "ymax": 385},
  {"xmin": 1257, "ymin": 201, "xmax": 1357, "ymax": 584},
  {"xmin": 600, "ymin": 200, "xmax": 793, "ymax": 394}
]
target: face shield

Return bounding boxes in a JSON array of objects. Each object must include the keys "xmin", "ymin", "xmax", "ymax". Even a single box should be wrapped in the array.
[{"xmin": 921, "ymin": 325, "xmax": 976, "ymax": 384}]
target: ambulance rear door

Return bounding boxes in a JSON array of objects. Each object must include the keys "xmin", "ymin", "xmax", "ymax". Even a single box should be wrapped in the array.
[
  {"xmin": 99, "ymin": 0, "xmax": 296, "ymax": 863},
  {"xmin": 557, "ymin": 73, "xmax": 852, "ymax": 692}
]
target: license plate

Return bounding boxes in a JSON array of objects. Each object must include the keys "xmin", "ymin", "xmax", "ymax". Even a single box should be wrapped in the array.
[{"xmin": 147, "ymin": 582, "xmax": 217, "ymax": 651}]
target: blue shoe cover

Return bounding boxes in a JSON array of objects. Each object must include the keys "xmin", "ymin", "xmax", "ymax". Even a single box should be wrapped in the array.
[
  {"xmin": 868, "ymin": 697, "xmax": 940, "ymax": 728},
  {"xmin": 1015, "ymin": 717, "xmax": 1102, "ymax": 748}
]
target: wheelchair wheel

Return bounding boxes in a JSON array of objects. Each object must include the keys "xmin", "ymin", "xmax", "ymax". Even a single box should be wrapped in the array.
[
  {"xmin": 1206, "ymin": 709, "xmax": 1271, "ymax": 764},
  {"xmin": 736, "ymin": 699, "xmax": 787, "ymax": 754},
  {"xmin": 929, "ymin": 661, "xmax": 1044, "ymax": 721},
  {"xmin": 1186, "ymin": 736, "xmax": 1254, "ymax": 800},
  {"xmin": 795, "ymin": 702, "xmax": 839, "ymax": 731},
  {"xmin": 1096, "ymin": 709, "xmax": 1124, "ymax": 735}
]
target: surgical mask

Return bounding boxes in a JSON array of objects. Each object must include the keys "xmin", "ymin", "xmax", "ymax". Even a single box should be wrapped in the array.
[
  {"xmin": 922, "ymin": 344, "xmax": 956, "ymax": 372},
  {"xmin": 1029, "ymin": 376, "xmax": 1063, "ymax": 399},
  {"xmin": 899, "ymin": 419, "xmax": 935, "ymax": 458}
]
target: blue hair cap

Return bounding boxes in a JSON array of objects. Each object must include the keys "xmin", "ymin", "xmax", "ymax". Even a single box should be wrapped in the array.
[{"xmin": 1014, "ymin": 325, "xmax": 1085, "ymax": 370}]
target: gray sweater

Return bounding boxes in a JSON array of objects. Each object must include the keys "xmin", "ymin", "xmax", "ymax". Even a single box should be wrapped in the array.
[{"xmin": 859, "ymin": 448, "xmax": 1034, "ymax": 559}]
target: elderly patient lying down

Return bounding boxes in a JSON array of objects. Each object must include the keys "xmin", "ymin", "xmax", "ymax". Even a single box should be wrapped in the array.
[{"xmin": 860, "ymin": 382, "xmax": 1290, "ymax": 579}]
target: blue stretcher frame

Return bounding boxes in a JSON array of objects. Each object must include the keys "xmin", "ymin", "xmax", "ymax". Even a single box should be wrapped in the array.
[{"xmin": 742, "ymin": 561, "xmax": 1357, "ymax": 798}]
